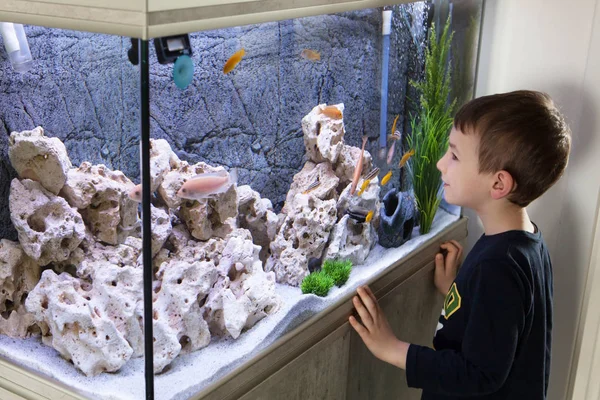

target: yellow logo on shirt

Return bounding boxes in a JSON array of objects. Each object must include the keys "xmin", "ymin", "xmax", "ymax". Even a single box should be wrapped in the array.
[{"xmin": 444, "ymin": 283, "xmax": 461, "ymax": 319}]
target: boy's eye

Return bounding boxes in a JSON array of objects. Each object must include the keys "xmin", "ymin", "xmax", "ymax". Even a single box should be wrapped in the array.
[{"xmin": 451, "ymin": 152, "xmax": 458, "ymax": 161}]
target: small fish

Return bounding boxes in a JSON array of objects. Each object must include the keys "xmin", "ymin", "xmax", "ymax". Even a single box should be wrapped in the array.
[
  {"xmin": 364, "ymin": 167, "xmax": 380, "ymax": 181},
  {"xmin": 346, "ymin": 206, "xmax": 369, "ymax": 223},
  {"xmin": 365, "ymin": 210, "xmax": 374, "ymax": 224},
  {"xmin": 303, "ymin": 179, "xmax": 321, "ymax": 194},
  {"xmin": 223, "ymin": 49, "xmax": 245, "ymax": 74},
  {"xmin": 300, "ymin": 49, "xmax": 321, "ymax": 61},
  {"xmin": 128, "ymin": 184, "xmax": 142, "ymax": 203},
  {"xmin": 350, "ymin": 136, "xmax": 368, "ymax": 195},
  {"xmin": 391, "ymin": 114, "xmax": 400, "ymax": 137},
  {"xmin": 381, "ymin": 170, "xmax": 393, "ymax": 186},
  {"xmin": 399, "ymin": 149, "xmax": 415, "ymax": 168},
  {"xmin": 357, "ymin": 179, "xmax": 371, "ymax": 196},
  {"xmin": 319, "ymin": 106, "xmax": 343, "ymax": 120},
  {"xmin": 177, "ymin": 169, "xmax": 238, "ymax": 200}
]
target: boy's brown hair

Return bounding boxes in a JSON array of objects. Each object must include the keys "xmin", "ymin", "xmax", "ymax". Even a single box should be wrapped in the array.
[{"xmin": 454, "ymin": 90, "xmax": 571, "ymax": 207}]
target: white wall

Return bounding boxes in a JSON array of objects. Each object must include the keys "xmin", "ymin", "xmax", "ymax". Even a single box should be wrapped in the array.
[{"xmin": 468, "ymin": 0, "xmax": 600, "ymax": 399}]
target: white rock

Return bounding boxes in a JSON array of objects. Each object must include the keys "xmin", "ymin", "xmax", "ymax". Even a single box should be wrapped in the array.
[
  {"xmin": 148, "ymin": 139, "xmax": 182, "ymax": 191},
  {"xmin": 150, "ymin": 205, "xmax": 172, "ymax": 257},
  {"xmin": 8, "ymin": 127, "xmax": 72, "ymax": 194},
  {"xmin": 25, "ymin": 270, "xmax": 134, "ymax": 376},
  {"xmin": 337, "ymin": 176, "xmax": 381, "ymax": 225},
  {"xmin": 203, "ymin": 229, "xmax": 281, "ymax": 339},
  {"xmin": 0, "ymin": 239, "xmax": 40, "ymax": 337},
  {"xmin": 265, "ymin": 196, "xmax": 337, "ymax": 286},
  {"xmin": 282, "ymin": 161, "xmax": 339, "ymax": 214},
  {"xmin": 302, "ymin": 104, "xmax": 345, "ymax": 164},
  {"xmin": 333, "ymin": 144, "xmax": 373, "ymax": 188},
  {"xmin": 9, "ymin": 179, "xmax": 85, "ymax": 266},
  {"xmin": 325, "ymin": 214, "xmax": 378, "ymax": 265},
  {"xmin": 237, "ymin": 185, "xmax": 280, "ymax": 263},
  {"xmin": 60, "ymin": 162, "xmax": 139, "ymax": 245},
  {"xmin": 152, "ymin": 260, "xmax": 217, "ymax": 373}
]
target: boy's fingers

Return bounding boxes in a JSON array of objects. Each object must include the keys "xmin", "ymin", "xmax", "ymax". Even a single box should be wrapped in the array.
[
  {"xmin": 353, "ymin": 296, "xmax": 373, "ymax": 329},
  {"xmin": 357, "ymin": 287, "xmax": 378, "ymax": 321},
  {"xmin": 349, "ymin": 316, "xmax": 369, "ymax": 338},
  {"xmin": 363, "ymin": 285, "xmax": 378, "ymax": 305}
]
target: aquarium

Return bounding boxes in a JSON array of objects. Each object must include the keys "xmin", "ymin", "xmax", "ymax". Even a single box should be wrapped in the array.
[{"xmin": 0, "ymin": 0, "xmax": 482, "ymax": 399}]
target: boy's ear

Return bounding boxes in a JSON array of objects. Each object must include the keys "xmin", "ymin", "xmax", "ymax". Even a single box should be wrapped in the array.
[{"xmin": 490, "ymin": 170, "xmax": 516, "ymax": 200}]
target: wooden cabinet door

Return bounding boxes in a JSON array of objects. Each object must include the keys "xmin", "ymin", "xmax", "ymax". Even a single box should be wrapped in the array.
[
  {"xmin": 346, "ymin": 263, "xmax": 444, "ymax": 400},
  {"xmin": 239, "ymin": 324, "xmax": 351, "ymax": 400}
]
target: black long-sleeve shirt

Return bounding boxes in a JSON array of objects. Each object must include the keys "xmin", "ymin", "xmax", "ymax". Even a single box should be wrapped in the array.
[{"xmin": 406, "ymin": 226, "xmax": 553, "ymax": 399}]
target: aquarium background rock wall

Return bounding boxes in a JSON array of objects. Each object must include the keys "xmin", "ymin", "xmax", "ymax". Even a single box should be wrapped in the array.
[{"xmin": 0, "ymin": 3, "xmax": 431, "ymax": 240}]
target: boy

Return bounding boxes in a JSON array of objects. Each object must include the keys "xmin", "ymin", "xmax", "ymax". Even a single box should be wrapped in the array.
[{"xmin": 349, "ymin": 90, "xmax": 571, "ymax": 399}]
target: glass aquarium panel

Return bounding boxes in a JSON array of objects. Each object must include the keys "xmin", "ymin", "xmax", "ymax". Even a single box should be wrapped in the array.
[
  {"xmin": 0, "ymin": 26, "xmax": 146, "ymax": 397},
  {"xmin": 147, "ymin": 1, "xmax": 481, "ymax": 399},
  {"xmin": 0, "ymin": 0, "xmax": 482, "ymax": 399}
]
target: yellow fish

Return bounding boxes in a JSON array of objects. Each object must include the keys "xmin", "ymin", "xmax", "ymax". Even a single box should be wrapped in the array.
[
  {"xmin": 223, "ymin": 49, "xmax": 245, "ymax": 74},
  {"xmin": 399, "ymin": 149, "xmax": 415, "ymax": 168},
  {"xmin": 301, "ymin": 49, "xmax": 321, "ymax": 61},
  {"xmin": 391, "ymin": 114, "xmax": 400, "ymax": 137},
  {"xmin": 319, "ymin": 105, "xmax": 343, "ymax": 120},
  {"xmin": 381, "ymin": 170, "xmax": 393, "ymax": 186},
  {"xmin": 357, "ymin": 179, "xmax": 371, "ymax": 196},
  {"xmin": 365, "ymin": 210, "xmax": 374, "ymax": 223}
]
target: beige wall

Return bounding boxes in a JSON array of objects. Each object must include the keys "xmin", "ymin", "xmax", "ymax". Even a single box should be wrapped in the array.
[{"xmin": 467, "ymin": 0, "xmax": 600, "ymax": 399}]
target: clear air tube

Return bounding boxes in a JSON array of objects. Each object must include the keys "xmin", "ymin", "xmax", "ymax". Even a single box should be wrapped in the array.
[{"xmin": 0, "ymin": 22, "xmax": 33, "ymax": 73}]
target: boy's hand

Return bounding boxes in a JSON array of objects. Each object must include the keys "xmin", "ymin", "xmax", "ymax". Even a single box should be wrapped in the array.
[
  {"xmin": 434, "ymin": 240, "xmax": 463, "ymax": 296},
  {"xmin": 349, "ymin": 286, "xmax": 409, "ymax": 369}
]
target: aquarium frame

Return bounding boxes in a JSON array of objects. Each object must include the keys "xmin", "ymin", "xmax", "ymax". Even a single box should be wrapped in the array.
[{"xmin": 0, "ymin": 0, "xmax": 415, "ymax": 39}]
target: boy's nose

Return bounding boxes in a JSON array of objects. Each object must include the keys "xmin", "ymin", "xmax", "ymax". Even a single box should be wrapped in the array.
[{"xmin": 436, "ymin": 154, "xmax": 445, "ymax": 173}]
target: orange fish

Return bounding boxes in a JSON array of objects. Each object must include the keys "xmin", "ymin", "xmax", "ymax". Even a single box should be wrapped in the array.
[
  {"xmin": 300, "ymin": 49, "xmax": 321, "ymax": 61},
  {"xmin": 391, "ymin": 114, "xmax": 400, "ymax": 137},
  {"xmin": 319, "ymin": 106, "xmax": 343, "ymax": 120},
  {"xmin": 350, "ymin": 136, "xmax": 368, "ymax": 195},
  {"xmin": 223, "ymin": 49, "xmax": 245, "ymax": 74},
  {"xmin": 399, "ymin": 149, "xmax": 415, "ymax": 168},
  {"xmin": 128, "ymin": 184, "xmax": 142, "ymax": 203},
  {"xmin": 177, "ymin": 169, "xmax": 238, "ymax": 200},
  {"xmin": 365, "ymin": 210, "xmax": 374, "ymax": 223}
]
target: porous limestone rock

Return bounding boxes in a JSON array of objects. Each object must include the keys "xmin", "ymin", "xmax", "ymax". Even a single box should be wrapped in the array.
[
  {"xmin": 237, "ymin": 185, "xmax": 280, "ymax": 262},
  {"xmin": 152, "ymin": 259, "xmax": 217, "ymax": 373},
  {"xmin": 325, "ymin": 214, "xmax": 378, "ymax": 265},
  {"xmin": 8, "ymin": 127, "xmax": 72, "ymax": 195},
  {"xmin": 60, "ymin": 162, "xmax": 139, "ymax": 245},
  {"xmin": 265, "ymin": 196, "xmax": 337, "ymax": 286},
  {"xmin": 333, "ymin": 144, "xmax": 373, "ymax": 188},
  {"xmin": 9, "ymin": 179, "xmax": 85, "ymax": 266},
  {"xmin": 302, "ymin": 104, "xmax": 345, "ymax": 164},
  {"xmin": 202, "ymin": 229, "xmax": 281, "ymax": 339},
  {"xmin": 25, "ymin": 270, "xmax": 136, "ymax": 376},
  {"xmin": 150, "ymin": 205, "xmax": 172, "ymax": 257},
  {"xmin": 0, "ymin": 239, "xmax": 40, "ymax": 337},
  {"xmin": 282, "ymin": 161, "xmax": 339, "ymax": 214},
  {"xmin": 148, "ymin": 139, "xmax": 182, "ymax": 191}
]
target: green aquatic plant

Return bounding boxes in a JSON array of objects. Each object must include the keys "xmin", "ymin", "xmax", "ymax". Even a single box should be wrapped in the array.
[
  {"xmin": 322, "ymin": 259, "xmax": 353, "ymax": 287},
  {"xmin": 301, "ymin": 270, "xmax": 335, "ymax": 297},
  {"xmin": 408, "ymin": 15, "xmax": 456, "ymax": 234}
]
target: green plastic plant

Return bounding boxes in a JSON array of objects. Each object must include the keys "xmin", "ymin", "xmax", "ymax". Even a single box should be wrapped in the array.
[
  {"xmin": 322, "ymin": 259, "xmax": 352, "ymax": 287},
  {"xmin": 407, "ymin": 16, "xmax": 456, "ymax": 234},
  {"xmin": 301, "ymin": 270, "xmax": 335, "ymax": 297}
]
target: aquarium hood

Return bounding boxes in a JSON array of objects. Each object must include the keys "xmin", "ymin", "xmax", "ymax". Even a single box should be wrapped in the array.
[{"xmin": 0, "ymin": 0, "xmax": 412, "ymax": 39}]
